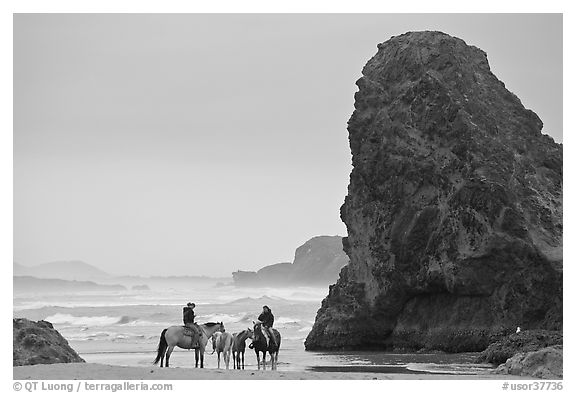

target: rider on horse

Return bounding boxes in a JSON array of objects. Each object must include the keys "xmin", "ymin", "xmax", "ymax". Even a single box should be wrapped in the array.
[
  {"xmin": 258, "ymin": 305, "xmax": 276, "ymax": 346},
  {"xmin": 183, "ymin": 302, "xmax": 201, "ymax": 347}
]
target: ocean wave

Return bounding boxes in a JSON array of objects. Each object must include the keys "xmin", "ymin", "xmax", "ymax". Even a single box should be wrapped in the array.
[
  {"xmin": 46, "ymin": 313, "xmax": 124, "ymax": 326},
  {"xmin": 117, "ymin": 316, "xmax": 138, "ymax": 324},
  {"xmin": 64, "ymin": 331, "xmax": 112, "ymax": 341},
  {"xmin": 112, "ymin": 333, "xmax": 146, "ymax": 341},
  {"xmin": 405, "ymin": 363, "xmax": 494, "ymax": 375},
  {"xmin": 195, "ymin": 313, "xmax": 306, "ymax": 328},
  {"xmin": 196, "ymin": 313, "xmax": 250, "ymax": 324},
  {"xmin": 65, "ymin": 331, "xmax": 149, "ymax": 342},
  {"xmin": 45, "ymin": 313, "xmax": 159, "ymax": 327},
  {"xmin": 275, "ymin": 317, "xmax": 302, "ymax": 325}
]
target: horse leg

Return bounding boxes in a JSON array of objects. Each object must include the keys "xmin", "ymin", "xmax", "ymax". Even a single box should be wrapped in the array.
[
  {"xmin": 165, "ymin": 345, "xmax": 174, "ymax": 368},
  {"xmin": 262, "ymin": 351, "xmax": 266, "ymax": 370},
  {"xmin": 275, "ymin": 351, "xmax": 279, "ymax": 370},
  {"xmin": 217, "ymin": 352, "xmax": 221, "ymax": 369},
  {"xmin": 226, "ymin": 351, "xmax": 231, "ymax": 369},
  {"xmin": 256, "ymin": 351, "xmax": 261, "ymax": 370},
  {"xmin": 200, "ymin": 348, "xmax": 204, "ymax": 368},
  {"xmin": 195, "ymin": 349, "xmax": 199, "ymax": 368},
  {"xmin": 241, "ymin": 351, "xmax": 244, "ymax": 370},
  {"xmin": 232, "ymin": 351, "xmax": 236, "ymax": 369},
  {"xmin": 269, "ymin": 352, "xmax": 273, "ymax": 370}
]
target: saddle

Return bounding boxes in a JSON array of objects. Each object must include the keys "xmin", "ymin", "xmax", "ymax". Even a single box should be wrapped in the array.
[{"xmin": 183, "ymin": 324, "xmax": 201, "ymax": 349}]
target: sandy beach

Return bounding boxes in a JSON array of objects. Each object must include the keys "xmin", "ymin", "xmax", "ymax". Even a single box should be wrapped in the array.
[{"xmin": 13, "ymin": 363, "xmax": 531, "ymax": 380}]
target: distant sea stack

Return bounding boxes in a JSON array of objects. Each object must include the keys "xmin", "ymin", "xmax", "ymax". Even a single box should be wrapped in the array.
[
  {"xmin": 233, "ymin": 236, "xmax": 349, "ymax": 286},
  {"xmin": 305, "ymin": 31, "xmax": 562, "ymax": 352}
]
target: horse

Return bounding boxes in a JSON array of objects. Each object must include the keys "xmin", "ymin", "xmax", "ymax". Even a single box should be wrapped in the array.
[
  {"xmin": 210, "ymin": 331, "xmax": 234, "ymax": 369},
  {"xmin": 153, "ymin": 322, "xmax": 224, "ymax": 368},
  {"xmin": 232, "ymin": 328, "xmax": 253, "ymax": 370},
  {"xmin": 250, "ymin": 321, "xmax": 281, "ymax": 370}
]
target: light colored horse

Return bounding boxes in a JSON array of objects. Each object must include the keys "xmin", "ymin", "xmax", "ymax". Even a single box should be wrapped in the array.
[
  {"xmin": 251, "ymin": 321, "xmax": 281, "ymax": 370},
  {"xmin": 211, "ymin": 331, "xmax": 234, "ymax": 369},
  {"xmin": 232, "ymin": 328, "xmax": 253, "ymax": 370},
  {"xmin": 153, "ymin": 322, "xmax": 224, "ymax": 368}
]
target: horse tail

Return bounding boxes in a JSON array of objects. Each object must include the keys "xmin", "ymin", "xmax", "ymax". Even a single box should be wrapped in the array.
[{"xmin": 153, "ymin": 328, "xmax": 168, "ymax": 365}]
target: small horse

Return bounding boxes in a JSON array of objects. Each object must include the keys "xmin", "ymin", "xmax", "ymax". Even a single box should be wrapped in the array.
[
  {"xmin": 211, "ymin": 331, "xmax": 234, "ymax": 369},
  {"xmin": 250, "ymin": 321, "xmax": 281, "ymax": 370},
  {"xmin": 232, "ymin": 328, "xmax": 253, "ymax": 370},
  {"xmin": 153, "ymin": 322, "xmax": 224, "ymax": 368}
]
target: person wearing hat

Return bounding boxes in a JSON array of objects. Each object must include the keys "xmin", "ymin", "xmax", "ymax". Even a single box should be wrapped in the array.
[
  {"xmin": 257, "ymin": 305, "xmax": 276, "ymax": 346},
  {"xmin": 183, "ymin": 302, "xmax": 200, "ymax": 347},
  {"xmin": 183, "ymin": 302, "xmax": 196, "ymax": 327}
]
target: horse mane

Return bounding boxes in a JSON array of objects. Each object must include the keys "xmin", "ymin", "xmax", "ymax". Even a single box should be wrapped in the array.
[{"xmin": 203, "ymin": 322, "xmax": 219, "ymax": 327}]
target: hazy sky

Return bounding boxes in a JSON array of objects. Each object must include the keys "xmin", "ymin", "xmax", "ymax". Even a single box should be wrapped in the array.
[{"xmin": 13, "ymin": 14, "xmax": 562, "ymax": 277}]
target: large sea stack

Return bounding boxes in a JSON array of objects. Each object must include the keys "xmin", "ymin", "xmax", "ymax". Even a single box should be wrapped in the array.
[{"xmin": 305, "ymin": 31, "xmax": 562, "ymax": 352}]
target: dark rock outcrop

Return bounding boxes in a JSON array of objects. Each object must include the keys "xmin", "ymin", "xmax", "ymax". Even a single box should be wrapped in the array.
[
  {"xmin": 478, "ymin": 330, "xmax": 563, "ymax": 365},
  {"xmin": 305, "ymin": 31, "xmax": 562, "ymax": 351},
  {"xmin": 493, "ymin": 345, "xmax": 563, "ymax": 379},
  {"xmin": 233, "ymin": 236, "xmax": 349, "ymax": 286},
  {"xmin": 232, "ymin": 270, "xmax": 261, "ymax": 286},
  {"xmin": 13, "ymin": 318, "xmax": 85, "ymax": 366}
]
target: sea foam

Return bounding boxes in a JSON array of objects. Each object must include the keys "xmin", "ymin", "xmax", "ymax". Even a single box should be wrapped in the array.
[{"xmin": 45, "ymin": 313, "xmax": 149, "ymax": 327}]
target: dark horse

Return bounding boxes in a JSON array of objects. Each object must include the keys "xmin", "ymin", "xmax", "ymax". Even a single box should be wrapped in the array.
[
  {"xmin": 250, "ymin": 321, "xmax": 281, "ymax": 370},
  {"xmin": 153, "ymin": 322, "xmax": 224, "ymax": 368},
  {"xmin": 232, "ymin": 328, "xmax": 253, "ymax": 370}
]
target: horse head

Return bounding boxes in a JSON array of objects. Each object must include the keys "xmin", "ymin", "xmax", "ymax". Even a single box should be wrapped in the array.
[
  {"xmin": 218, "ymin": 321, "xmax": 225, "ymax": 333},
  {"xmin": 211, "ymin": 332, "xmax": 221, "ymax": 354},
  {"xmin": 251, "ymin": 321, "xmax": 265, "ymax": 346}
]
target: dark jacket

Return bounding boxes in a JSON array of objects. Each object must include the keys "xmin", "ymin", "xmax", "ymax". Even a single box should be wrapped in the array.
[
  {"xmin": 183, "ymin": 306, "xmax": 195, "ymax": 325},
  {"xmin": 258, "ymin": 310, "xmax": 274, "ymax": 328}
]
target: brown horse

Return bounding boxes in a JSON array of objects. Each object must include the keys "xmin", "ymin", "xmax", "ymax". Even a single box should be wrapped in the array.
[
  {"xmin": 250, "ymin": 321, "xmax": 281, "ymax": 370},
  {"xmin": 232, "ymin": 328, "xmax": 253, "ymax": 369},
  {"xmin": 153, "ymin": 322, "xmax": 224, "ymax": 368}
]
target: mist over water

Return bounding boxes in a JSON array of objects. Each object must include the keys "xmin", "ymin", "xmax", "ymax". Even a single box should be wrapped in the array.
[{"xmin": 13, "ymin": 278, "xmax": 492, "ymax": 374}]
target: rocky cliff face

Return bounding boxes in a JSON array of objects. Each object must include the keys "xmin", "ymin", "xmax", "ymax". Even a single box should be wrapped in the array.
[
  {"xmin": 14, "ymin": 318, "xmax": 85, "ymax": 366},
  {"xmin": 305, "ymin": 31, "xmax": 562, "ymax": 352}
]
